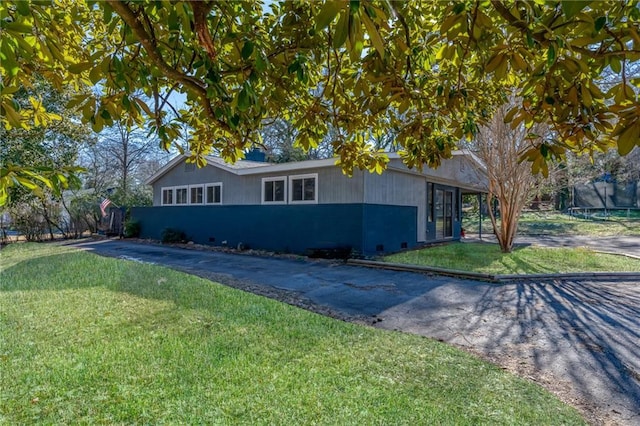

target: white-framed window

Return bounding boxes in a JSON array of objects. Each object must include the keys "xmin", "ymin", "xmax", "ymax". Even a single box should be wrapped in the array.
[
  {"xmin": 262, "ymin": 176, "xmax": 287, "ymax": 204},
  {"xmin": 205, "ymin": 183, "xmax": 222, "ymax": 205},
  {"xmin": 175, "ymin": 186, "xmax": 188, "ymax": 205},
  {"xmin": 289, "ymin": 173, "xmax": 317, "ymax": 204},
  {"xmin": 189, "ymin": 185, "xmax": 204, "ymax": 204},
  {"xmin": 161, "ymin": 187, "xmax": 174, "ymax": 205}
]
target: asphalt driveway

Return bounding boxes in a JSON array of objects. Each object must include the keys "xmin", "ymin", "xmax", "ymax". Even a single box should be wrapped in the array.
[{"xmin": 71, "ymin": 239, "xmax": 640, "ymax": 425}]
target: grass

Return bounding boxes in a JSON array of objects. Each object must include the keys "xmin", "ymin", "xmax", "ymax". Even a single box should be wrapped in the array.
[
  {"xmin": 462, "ymin": 211, "xmax": 640, "ymax": 237},
  {"xmin": 385, "ymin": 242, "xmax": 640, "ymax": 275},
  {"xmin": 0, "ymin": 243, "xmax": 585, "ymax": 425}
]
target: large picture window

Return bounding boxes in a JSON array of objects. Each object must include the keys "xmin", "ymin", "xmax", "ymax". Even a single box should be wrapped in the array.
[
  {"xmin": 262, "ymin": 177, "xmax": 286, "ymax": 204},
  {"xmin": 289, "ymin": 174, "xmax": 317, "ymax": 204},
  {"xmin": 206, "ymin": 183, "xmax": 222, "ymax": 204}
]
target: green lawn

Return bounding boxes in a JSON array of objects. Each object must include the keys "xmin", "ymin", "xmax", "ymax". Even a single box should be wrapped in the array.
[
  {"xmin": 385, "ymin": 242, "xmax": 640, "ymax": 275},
  {"xmin": 0, "ymin": 243, "xmax": 585, "ymax": 425},
  {"xmin": 463, "ymin": 212, "xmax": 640, "ymax": 236}
]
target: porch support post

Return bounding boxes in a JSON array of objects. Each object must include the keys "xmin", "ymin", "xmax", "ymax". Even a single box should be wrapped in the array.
[{"xmin": 478, "ymin": 192, "xmax": 482, "ymax": 240}]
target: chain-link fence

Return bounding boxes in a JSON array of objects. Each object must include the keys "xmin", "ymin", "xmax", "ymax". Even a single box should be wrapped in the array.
[{"xmin": 573, "ymin": 182, "xmax": 639, "ymax": 209}]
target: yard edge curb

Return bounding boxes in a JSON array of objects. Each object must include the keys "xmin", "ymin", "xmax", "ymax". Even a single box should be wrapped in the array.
[{"xmin": 346, "ymin": 259, "xmax": 640, "ymax": 283}]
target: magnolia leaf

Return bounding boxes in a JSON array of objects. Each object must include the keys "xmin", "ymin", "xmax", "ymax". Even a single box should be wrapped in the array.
[
  {"xmin": 561, "ymin": 1, "xmax": 591, "ymax": 19},
  {"xmin": 547, "ymin": 44, "xmax": 556, "ymax": 67},
  {"xmin": 1, "ymin": 102, "xmax": 23, "ymax": 128},
  {"xmin": 594, "ymin": 16, "xmax": 606, "ymax": 32},
  {"xmin": 134, "ymin": 98, "xmax": 153, "ymax": 116},
  {"xmin": 333, "ymin": 11, "xmax": 349, "ymax": 49},
  {"xmin": 616, "ymin": 122, "xmax": 640, "ymax": 156},
  {"xmin": 440, "ymin": 15, "xmax": 459, "ymax": 35},
  {"xmin": 0, "ymin": 186, "xmax": 7, "ymax": 207},
  {"xmin": 581, "ymin": 85, "xmax": 593, "ymax": 107},
  {"xmin": 255, "ymin": 53, "xmax": 268, "ymax": 72},
  {"xmin": 1, "ymin": 48, "xmax": 20, "ymax": 77},
  {"xmin": 66, "ymin": 94, "xmax": 89, "ymax": 109},
  {"xmin": 15, "ymin": 1, "xmax": 30, "ymax": 15},
  {"xmin": 316, "ymin": 1, "xmax": 344, "ymax": 30},
  {"xmin": 494, "ymin": 57, "xmax": 509, "ymax": 80},
  {"xmin": 68, "ymin": 62, "xmax": 93, "ymax": 74},
  {"xmin": 241, "ymin": 40, "xmax": 254, "ymax": 60},
  {"xmin": 3, "ymin": 22, "xmax": 33, "ymax": 33},
  {"xmin": 14, "ymin": 176, "xmax": 39, "ymax": 190},
  {"xmin": 0, "ymin": 86, "xmax": 20, "ymax": 96},
  {"xmin": 485, "ymin": 54, "xmax": 504, "ymax": 73},
  {"xmin": 91, "ymin": 115, "xmax": 104, "ymax": 132},
  {"xmin": 237, "ymin": 87, "xmax": 251, "ymax": 111},
  {"xmin": 503, "ymin": 107, "xmax": 519, "ymax": 123},
  {"xmin": 89, "ymin": 65, "xmax": 103, "ymax": 84},
  {"xmin": 361, "ymin": 12, "xmax": 385, "ymax": 58}
]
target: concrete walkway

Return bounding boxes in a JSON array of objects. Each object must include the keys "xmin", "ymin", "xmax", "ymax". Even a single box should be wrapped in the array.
[{"xmin": 71, "ymin": 239, "xmax": 640, "ymax": 425}]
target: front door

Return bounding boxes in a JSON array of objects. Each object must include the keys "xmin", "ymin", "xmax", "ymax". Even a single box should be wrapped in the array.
[{"xmin": 435, "ymin": 189, "xmax": 453, "ymax": 239}]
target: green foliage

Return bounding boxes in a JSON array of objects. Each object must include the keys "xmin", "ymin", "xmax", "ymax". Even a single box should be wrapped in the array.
[
  {"xmin": 5, "ymin": 196, "xmax": 61, "ymax": 241},
  {"xmin": 123, "ymin": 219, "xmax": 141, "ymax": 238},
  {"xmin": 0, "ymin": 78, "xmax": 89, "ymax": 205},
  {"xmin": 0, "ymin": 243, "xmax": 586, "ymax": 424},
  {"xmin": 0, "ymin": 1, "xmax": 639, "ymax": 198},
  {"xmin": 109, "ymin": 186, "xmax": 153, "ymax": 208},
  {"xmin": 66, "ymin": 192, "xmax": 100, "ymax": 235},
  {"xmin": 161, "ymin": 228, "xmax": 187, "ymax": 244}
]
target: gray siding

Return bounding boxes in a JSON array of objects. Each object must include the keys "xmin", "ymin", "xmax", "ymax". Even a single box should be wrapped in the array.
[
  {"xmin": 364, "ymin": 170, "xmax": 427, "ymax": 242},
  {"xmin": 316, "ymin": 167, "xmax": 365, "ymax": 204},
  {"xmin": 152, "ymin": 159, "xmax": 365, "ymax": 206},
  {"xmin": 387, "ymin": 156, "xmax": 486, "ymax": 192},
  {"xmin": 152, "ymin": 161, "xmax": 262, "ymax": 205}
]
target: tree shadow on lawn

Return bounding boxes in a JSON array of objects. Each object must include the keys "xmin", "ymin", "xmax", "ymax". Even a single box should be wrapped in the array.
[
  {"xmin": 0, "ymin": 250, "xmax": 232, "ymax": 311},
  {"xmin": 501, "ymin": 244, "xmax": 558, "ymax": 274},
  {"xmin": 459, "ymin": 279, "xmax": 640, "ymax": 424},
  {"xmin": 518, "ymin": 220, "xmax": 585, "ymax": 235},
  {"xmin": 0, "ymin": 250, "xmax": 353, "ymax": 360},
  {"xmin": 450, "ymin": 242, "xmax": 558, "ymax": 274}
]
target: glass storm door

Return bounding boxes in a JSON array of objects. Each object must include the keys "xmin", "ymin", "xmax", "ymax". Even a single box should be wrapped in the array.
[
  {"xmin": 435, "ymin": 189, "xmax": 453, "ymax": 239},
  {"xmin": 444, "ymin": 191, "xmax": 453, "ymax": 237}
]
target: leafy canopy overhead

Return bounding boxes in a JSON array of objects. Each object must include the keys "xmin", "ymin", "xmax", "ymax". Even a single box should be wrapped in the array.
[{"xmin": 1, "ymin": 0, "xmax": 639, "ymax": 184}]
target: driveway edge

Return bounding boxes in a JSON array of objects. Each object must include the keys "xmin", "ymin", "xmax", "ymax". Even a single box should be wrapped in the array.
[{"xmin": 346, "ymin": 259, "xmax": 640, "ymax": 283}]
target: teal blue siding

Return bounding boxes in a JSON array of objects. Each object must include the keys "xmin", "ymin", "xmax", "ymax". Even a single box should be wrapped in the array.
[
  {"xmin": 362, "ymin": 204, "xmax": 417, "ymax": 253},
  {"xmin": 131, "ymin": 203, "xmax": 418, "ymax": 256}
]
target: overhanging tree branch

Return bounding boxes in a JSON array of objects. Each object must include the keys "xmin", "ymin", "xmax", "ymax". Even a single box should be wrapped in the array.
[{"xmin": 107, "ymin": 0, "xmax": 229, "ymax": 131}]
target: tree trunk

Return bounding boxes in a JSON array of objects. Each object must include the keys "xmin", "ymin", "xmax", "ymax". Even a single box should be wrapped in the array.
[
  {"xmin": 486, "ymin": 195, "xmax": 518, "ymax": 253},
  {"xmin": 39, "ymin": 198, "xmax": 56, "ymax": 241}
]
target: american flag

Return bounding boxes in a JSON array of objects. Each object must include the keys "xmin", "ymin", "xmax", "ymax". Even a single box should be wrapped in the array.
[{"xmin": 100, "ymin": 198, "xmax": 112, "ymax": 217}]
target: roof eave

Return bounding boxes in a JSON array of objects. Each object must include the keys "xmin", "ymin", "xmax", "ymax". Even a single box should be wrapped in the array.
[{"xmin": 144, "ymin": 155, "xmax": 186, "ymax": 185}]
